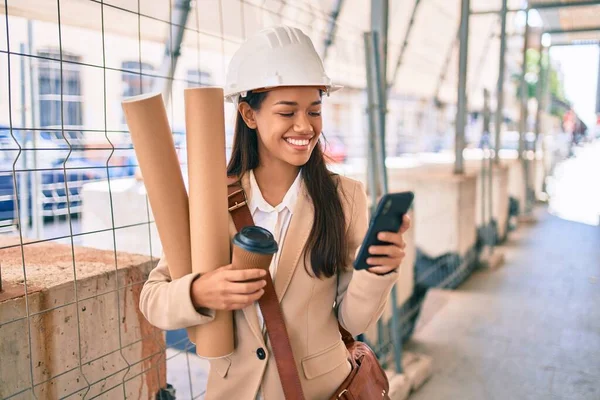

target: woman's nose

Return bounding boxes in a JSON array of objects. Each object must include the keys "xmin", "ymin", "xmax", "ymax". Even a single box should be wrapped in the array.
[{"xmin": 294, "ymin": 114, "xmax": 314, "ymax": 134}]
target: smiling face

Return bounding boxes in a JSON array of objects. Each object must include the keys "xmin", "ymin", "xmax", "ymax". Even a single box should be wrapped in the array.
[{"xmin": 239, "ymin": 87, "xmax": 323, "ymax": 168}]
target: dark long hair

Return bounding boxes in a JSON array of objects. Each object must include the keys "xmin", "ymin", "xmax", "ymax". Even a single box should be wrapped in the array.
[{"xmin": 226, "ymin": 91, "xmax": 348, "ymax": 278}]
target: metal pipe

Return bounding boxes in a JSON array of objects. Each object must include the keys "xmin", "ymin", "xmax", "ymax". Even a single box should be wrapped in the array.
[
  {"xmin": 535, "ymin": 41, "xmax": 544, "ymax": 141},
  {"xmin": 371, "ymin": 0, "xmax": 390, "ymax": 194},
  {"xmin": 388, "ymin": 0, "xmax": 422, "ymax": 91},
  {"xmin": 322, "ymin": 0, "xmax": 344, "ymax": 62},
  {"xmin": 365, "ymin": 29, "xmax": 398, "ymax": 372},
  {"xmin": 483, "ymin": 88, "xmax": 494, "ymax": 252},
  {"xmin": 471, "ymin": 0, "xmax": 600, "ymax": 15},
  {"xmin": 371, "ymin": 0, "xmax": 389, "ymax": 95},
  {"xmin": 541, "ymin": 45, "xmax": 551, "ymax": 194},
  {"xmin": 27, "ymin": 20, "xmax": 41, "ymax": 239},
  {"xmin": 154, "ymin": 0, "xmax": 191, "ymax": 104},
  {"xmin": 532, "ymin": 40, "xmax": 544, "ymax": 211},
  {"xmin": 543, "ymin": 27, "xmax": 600, "ymax": 35},
  {"xmin": 471, "ymin": 9, "xmax": 518, "ymax": 15},
  {"xmin": 494, "ymin": 0, "xmax": 507, "ymax": 165},
  {"xmin": 371, "ymin": 0, "xmax": 389, "ymax": 186},
  {"xmin": 533, "ymin": 0, "xmax": 600, "ymax": 10},
  {"xmin": 455, "ymin": 0, "xmax": 470, "ymax": 175},
  {"xmin": 19, "ymin": 43, "xmax": 30, "ymax": 233},
  {"xmin": 364, "ymin": 32, "xmax": 382, "ymax": 213},
  {"xmin": 550, "ymin": 41, "xmax": 600, "ymax": 47},
  {"xmin": 519, "ymin": 10, "xmax": 530, "ymax": 159},
  {"xmin": 596, "ymin": 44, "xmax": 600, "ymax": 114},
  {"xmin": 520, "ymin": 10, "xmax": 531, "ymax": 214}
]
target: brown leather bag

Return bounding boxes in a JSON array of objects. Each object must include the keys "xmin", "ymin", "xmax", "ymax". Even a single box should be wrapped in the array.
[{"xmin": 227, "ymin": 178, "xmax": 390, "ymax": 400}]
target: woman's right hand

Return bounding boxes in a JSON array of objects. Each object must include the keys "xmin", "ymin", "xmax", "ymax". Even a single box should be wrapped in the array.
[{"xmin": 191, "ymin": 264, "xmax": 267, "ymax": 311}]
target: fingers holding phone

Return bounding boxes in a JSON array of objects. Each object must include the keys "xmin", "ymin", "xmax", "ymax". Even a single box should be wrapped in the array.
[
  {"xmin": 366, "ymin": 214, "xmax": 411, "ymax": 275},
  {"xmin": 354, "ymin": 193, "xmax": 413, "ymax": 273}
]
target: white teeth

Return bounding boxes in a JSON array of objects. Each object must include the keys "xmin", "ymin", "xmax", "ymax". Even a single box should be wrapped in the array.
[{"xmin": 285, "ymin": 138, "xmax": 310, "ymax": 146}]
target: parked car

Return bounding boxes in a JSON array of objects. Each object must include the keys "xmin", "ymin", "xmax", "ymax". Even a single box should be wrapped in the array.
[
  {"xmin": 322, "ymin": 133, "xmax": 347, "ymax": 164},
  {"xmin": 0, "ymin": 125, "xmax": 137, "ymax": 226}
]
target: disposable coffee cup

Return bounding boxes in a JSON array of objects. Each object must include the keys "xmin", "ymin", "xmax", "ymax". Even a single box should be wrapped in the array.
[{"xmin": 232, "ymin": 226, "xmax": 278, "ymax": 281}]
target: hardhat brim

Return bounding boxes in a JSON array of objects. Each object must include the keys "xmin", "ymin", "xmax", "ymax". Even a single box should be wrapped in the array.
[{"xmin": 225, "ymin": 84, "xmax": 343, "ymax": 103}]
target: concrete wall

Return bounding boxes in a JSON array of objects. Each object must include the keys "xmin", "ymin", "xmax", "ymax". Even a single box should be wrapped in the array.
[
  {"xmin": 81, "ymin": 178, "xmax": 163, "ymax": 259},
  {"xmin": 464, "ymin": 161, "xmax": 509, "ymax": 240},
  {"xmin": 385, "ymin": 166, "xmax": 478, "ymax": 259},
  {"xmin": 0, "ymin": 238, "xmax": 165, "ymax": 399}
]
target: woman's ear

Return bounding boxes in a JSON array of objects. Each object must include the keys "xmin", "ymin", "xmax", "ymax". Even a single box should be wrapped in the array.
[{"xmin": 238, "ymin": 103, "xmax": 258, "ymax": 129}]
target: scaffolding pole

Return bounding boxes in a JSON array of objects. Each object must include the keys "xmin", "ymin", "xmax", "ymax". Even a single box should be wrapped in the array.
[
  {"xmin": 455, "ymin": 0, "xmax": 470, "ymax": 175},
  {"xmin": 366, "ymin": 28, "xmax": 404, "ymax": 373},
  {"xmin": 596, "ymin": 44, "xmax": 600, "ymax": 114},
  {"xmin": 472, "ymin": 0, "xmax": 600, "ymax": 15},
  {"xmin": 519, "ymin": 10, "xmax": 530, "ymax": 159},
  {"xmin": 370, "ymin": 0, "xmax": 389, "ymax": 195},
  {"xmin": 543, "ymin": 26, "xmax": 600, "ymax": 35},
  {"xmin": 534, "ymin": 38, "xmax": 545, "ymax": 203},
  {"xmin": 364, "ymin": 32, "xmax": 383, "ymax": 212},
  {"xmin": 19, "ymin": 44, "xmax": 29, "ymax": 233},
  {"xmin": 322, "ymin": 0, "xmax": 344, "ymax": 62},
  {"xmin": 389, "ymin": 0, "xmax": 422, "ymax": 91},
  {"xmin": 27, "ymin": 20, "xmax": 41, "ymax": 239},
  {"xmin": 520, "ymin": 10, "xmax": 532, "ymax": 214},
  {"xmin": 535, "ymin": 40, "xmax": 545, "ymax": 142},
  {"xmin": 154, "ymin": 0, "xmax": 191, "ymax": 104},
  {"xmin": 494, "ymin": 0, "xmax": 507, "ymax": 165}
]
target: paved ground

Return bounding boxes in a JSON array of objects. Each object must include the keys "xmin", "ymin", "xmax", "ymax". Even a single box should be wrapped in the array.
[
  {"xmin": 407, "ymin": 142, "xmax": 600, "ymax": 400},
  {"xmin": 166, "ymin": 347, "xmax": 209, "ymax": 400}
]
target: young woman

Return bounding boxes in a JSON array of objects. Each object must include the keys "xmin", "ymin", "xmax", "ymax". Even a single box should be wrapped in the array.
[{"xmin": 139, "ymin": 26, "xmax": 411, "ymax": 400}]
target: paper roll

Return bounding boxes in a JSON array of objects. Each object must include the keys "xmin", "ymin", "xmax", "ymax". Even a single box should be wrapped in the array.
[
  {"xmin": 121, "ymin": 93, "xmax": 192, "ymax": 280},
  {"xmin": 184, "ymin": 87, "xmax": 234, "ymax": 358}
]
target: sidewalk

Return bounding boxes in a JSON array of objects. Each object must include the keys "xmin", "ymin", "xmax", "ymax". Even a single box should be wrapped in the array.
[{"xmin": 406, "ymin": 206, "xmax": 600, "ymax": 400}]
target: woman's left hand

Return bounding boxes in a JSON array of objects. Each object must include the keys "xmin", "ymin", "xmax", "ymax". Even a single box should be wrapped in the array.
[{"xmin": 366, "ymin": 214, "xmax": 411, "ymax": 275}]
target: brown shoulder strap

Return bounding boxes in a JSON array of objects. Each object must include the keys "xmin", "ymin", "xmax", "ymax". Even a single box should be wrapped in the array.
[
  {"xmin": 227, "ymin": 176, "xmax": 254, "ymax": 231},
  {"xmin": 227, "ymin": 176, "xmax": 306, "ymax": 400}
]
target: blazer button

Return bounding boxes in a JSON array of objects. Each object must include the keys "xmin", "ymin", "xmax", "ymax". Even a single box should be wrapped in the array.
[{"xmin": 256, "ymin": 347, "xmax": 266, "ymax": 360}]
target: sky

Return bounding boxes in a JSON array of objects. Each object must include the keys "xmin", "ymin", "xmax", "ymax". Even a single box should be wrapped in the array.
[{"xmin": 550, "ymin": 45, "xmax": 600, "ymax": 128}]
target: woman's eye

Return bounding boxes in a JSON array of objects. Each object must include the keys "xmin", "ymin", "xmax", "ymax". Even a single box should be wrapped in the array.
[
  {"xmin": 279, "ymin": 113, "xmax": 294, "ymax": 117},
  {"xmin": 310, "ymin": 112, "xmax": 322, "ymax": 117}
]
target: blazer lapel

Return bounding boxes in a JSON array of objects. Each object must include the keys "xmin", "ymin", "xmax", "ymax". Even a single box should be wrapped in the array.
[
  {"xmin": 229, "ymin": 173, "xmax": 264, "ymax": 344},
  {"xmin": 273, "ymin": 182, "xmax": 313, "ymax": 302}
]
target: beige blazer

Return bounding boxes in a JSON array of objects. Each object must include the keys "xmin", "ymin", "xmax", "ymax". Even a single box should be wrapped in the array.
[{"xmin": 139, "ymin": 174, "xmax": 399, "ymax": 400}]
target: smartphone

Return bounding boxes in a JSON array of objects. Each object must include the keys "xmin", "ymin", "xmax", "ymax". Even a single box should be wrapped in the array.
[{"xmin": 353, "ymin": 191, "xmax": 414, "ymax": 271}]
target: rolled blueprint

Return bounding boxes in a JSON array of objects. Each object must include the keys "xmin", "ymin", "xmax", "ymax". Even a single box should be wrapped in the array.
[
  {"xmin": 122, "ymin": 93, "xmax": 192, "ymax": 280},
  {"xmin": 184, "ymin": 87, "xmax": 233, "ymax": 358}
]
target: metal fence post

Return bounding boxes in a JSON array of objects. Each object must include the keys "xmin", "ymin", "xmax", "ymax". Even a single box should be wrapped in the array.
[
  {"xmin": 596, "ymin": 44, "xmax": 600, "ymax": 115},
  {"xmin": 533, "ymin": 37, "xmax": 545, "ymax": 204},
  {"xmin": 520, "ymin": 10, "xmax": 532, "ymax": 215},
  {"xmin": 494, "ymin": 0, "xmax": 508, "ymax": 165},
  {"xmin": 27, "ymin": 20, "xmax": 42, "ymax": 239},
  {"xmin": 364, "ymin": 32, "xmax": 382, "ymax": 213},
  {"xmin": 155, "ymin": 0, "xmax": 191, "ymax": 104},
  {"xmin": 365, "ymin": 25, "xmax": 402, "ymax": 373},
  {"xmin": 19, "ymin": 44, "xmax": 30, "ymax": 233},
  {"xmin": 455, "ymin": 0, "xmax": 470, "ymax": 175}
]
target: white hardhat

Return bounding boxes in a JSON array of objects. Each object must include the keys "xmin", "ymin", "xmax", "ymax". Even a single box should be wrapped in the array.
[{"xmin": 224, "ymin": 25, "xmax": 342, "ymax": 104}]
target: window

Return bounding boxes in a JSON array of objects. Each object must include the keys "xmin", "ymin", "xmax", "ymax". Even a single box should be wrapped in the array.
[
  {"xmin": 122, "ymin": 61, "xmax": 155, "ymax": 97},
  {"xmin": 121, "ymin": 61, "xmax": 155, "ymax": 124},
  {"xmin": 186, "ymin": 69, "xmax": 213, "ymax": 88},
  {"xmin": 38, "ymin": 50, "xmax": 83, "ymax": 128}
]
